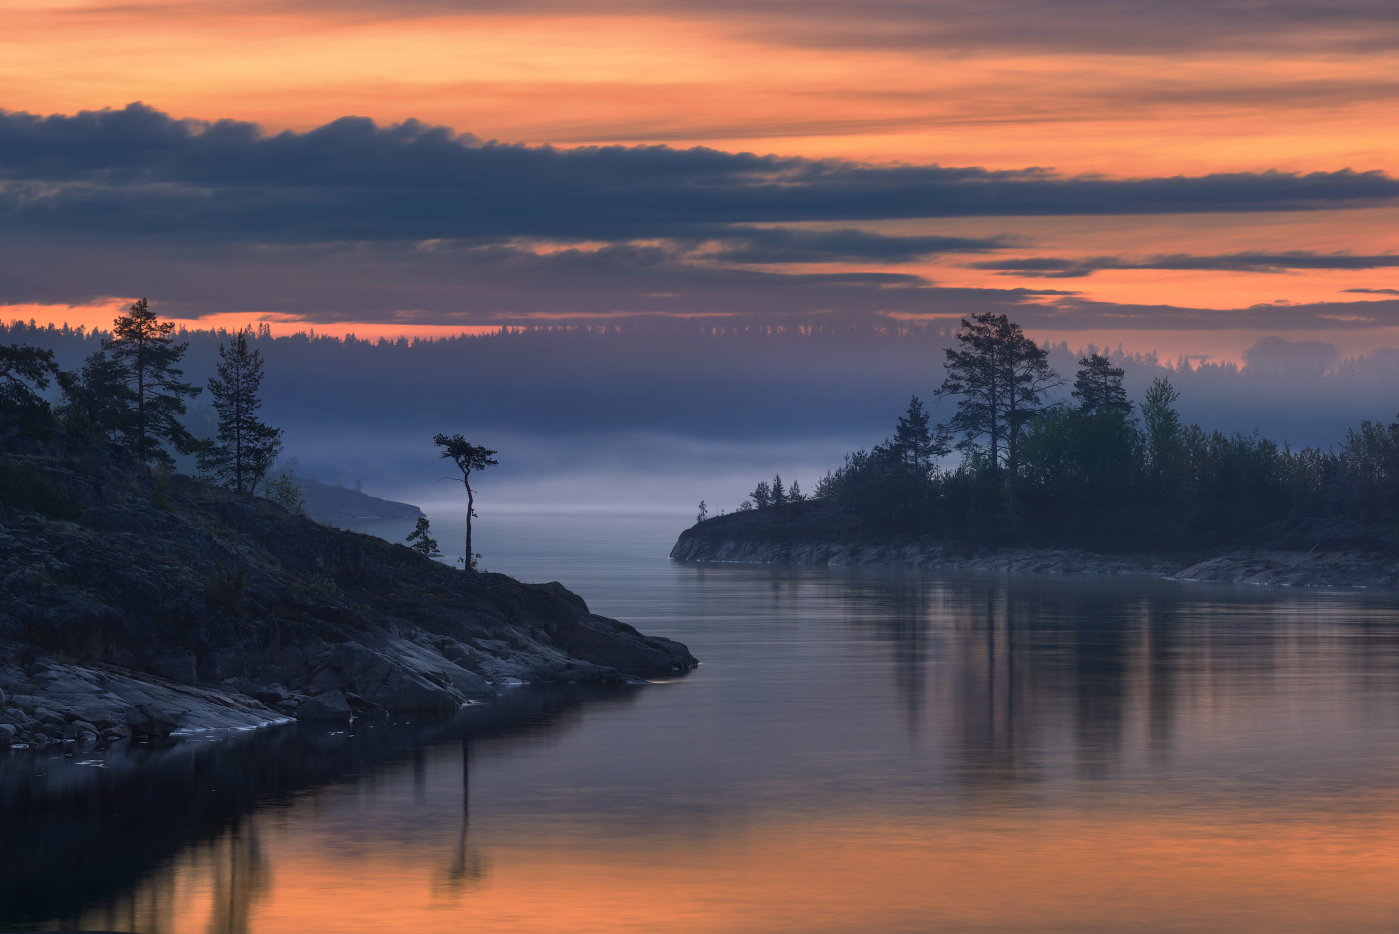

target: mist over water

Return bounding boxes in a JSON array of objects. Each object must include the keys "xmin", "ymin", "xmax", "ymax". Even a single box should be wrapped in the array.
[
  {"xmin": 9, "ymin": 319, "xmax": 1399, "ymax": 515},
  {"xmin": 7, "ymin": 511, "xmax": 1399, "ymax": 933}
]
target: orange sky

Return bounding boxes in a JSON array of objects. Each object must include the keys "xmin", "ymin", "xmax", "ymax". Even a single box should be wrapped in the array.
[{"xmin": 2, "ymin": 0, "xmax": 1397, "ymax": 358}]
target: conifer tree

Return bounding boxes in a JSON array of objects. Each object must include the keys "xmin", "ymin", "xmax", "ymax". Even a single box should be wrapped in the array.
[
  {"xmin": 433, "ymin": 433, "xmax": 498, "ymax": 569},
  {"xmin": 1073, "ymin": 352, "xmax": 1132, "ymax": 416},
  {"xmin": 406, "ymin": 516, "xmax": 440, "ymax": 556},
  {"xmin": 103, "ymin": 298, "xmax": 202, "ymax": 466},
  {"xmin": 199, "ymin": 329, "xmax": 283, "ymax": 493},
  {"xmin": 751, "ymin": 480, "xmax": 771, "ymax": 508},
  {"xmin": 58, "ymin": 351, "xmax": 137, "ymax": 442},
  {"xmin": 770, "ymin": 474, "xmax": 787, "ymax": 505},
  {"xmin": 0, "ymin": 344, "xmax": 61, "ymax": 433},
  {"xmin": 892, "ymin": 395, "xmax": 950, "ymax": 472},
  {"xmin": 935, "ymin": 313, "xmax": 1059, "ymax": 475}
]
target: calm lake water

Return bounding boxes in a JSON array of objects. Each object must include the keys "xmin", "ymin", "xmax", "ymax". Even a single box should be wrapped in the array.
[{"xmin": 7, "ymin": 512, "xmax": 1399, "ymax": 933}]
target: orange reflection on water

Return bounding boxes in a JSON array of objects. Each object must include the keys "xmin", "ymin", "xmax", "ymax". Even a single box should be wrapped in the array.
[{"xmin": 78, "ymin": 796, "xmax": 1399, "ymax": 934}]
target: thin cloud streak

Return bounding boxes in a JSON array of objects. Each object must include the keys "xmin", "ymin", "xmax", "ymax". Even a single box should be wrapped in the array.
[
  {"xmin": 973, "ymin": 252, "xmax": 1399, "ymax": 278},
  {"xmin": 160, "ymin": 0, "xmax": 1399, "ymax": 55}
]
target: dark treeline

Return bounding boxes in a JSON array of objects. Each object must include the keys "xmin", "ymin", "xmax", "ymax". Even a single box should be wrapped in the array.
[
  {"xmin": 1, "ymin": 301, "xmax": 300, "ymax": 512},
  {"xmin": 786, "ymin": 313, "xmax": 1399, "ymax": 555},
  {"xmin": 6, "ymin": 316, "xmax": 1399, "ymax": 453}
]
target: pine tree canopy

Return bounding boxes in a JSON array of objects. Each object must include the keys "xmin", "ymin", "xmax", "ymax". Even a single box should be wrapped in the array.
[
  {"xmin": 199, "ymin": 329, "xmax": 283, "ymax": 494},
  {"xmin": 1073, "ymin": 352, "xmax": 1132, "ymax": 416},
  {"xmin": 102, "ymin": 298, "xmax": 202, "ymax": 466},
  {"xmin": 0, "ymin": 343, "xmax": 60, "ymax": 432},
  {"xmin": 935, "ymin": 312, "xmax": 1060, "ymax": 474}
]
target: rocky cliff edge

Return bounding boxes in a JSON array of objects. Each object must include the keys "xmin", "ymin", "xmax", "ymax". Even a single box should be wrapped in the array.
[{"xmin": 0, "ymin": 439, "xmax": 695, "ymax": 749}]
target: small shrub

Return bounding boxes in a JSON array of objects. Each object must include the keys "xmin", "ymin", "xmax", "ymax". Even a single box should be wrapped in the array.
[{"xmin": 264, "ymin": 471, "xmax": 306, "ymax": 515}]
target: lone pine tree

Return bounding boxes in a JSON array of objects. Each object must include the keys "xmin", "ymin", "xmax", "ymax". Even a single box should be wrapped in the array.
[
  {"xmin": 199, "ymin": 329, "xmax": 283, "ymax": 493},
  {"xmin": 433, "ymin": 433, "xmax": 498, "ymax": 569}
]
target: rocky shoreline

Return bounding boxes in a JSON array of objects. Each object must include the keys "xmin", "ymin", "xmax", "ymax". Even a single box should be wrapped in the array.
[
  {"xmin": 670, "ymin": 504, "xmax": 1399, "ymax": 589},
  {"xmin": 1, "ymin": 439, "xmax": 696, "ymax": 752}
]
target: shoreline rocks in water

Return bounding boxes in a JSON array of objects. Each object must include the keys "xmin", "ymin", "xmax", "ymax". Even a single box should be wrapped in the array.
[
  {"xmin": 0, "ymin": 439, "xmax": 696, "ymax": 746},
  {"xmin": 670, "ymin": 503, "xmax": 1399, "ymax": 589}
]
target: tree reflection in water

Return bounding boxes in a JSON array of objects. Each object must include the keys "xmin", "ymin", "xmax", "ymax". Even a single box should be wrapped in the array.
[{"xmin": 0, "ymin": 685, "xmax": 638, "ymax": 932}]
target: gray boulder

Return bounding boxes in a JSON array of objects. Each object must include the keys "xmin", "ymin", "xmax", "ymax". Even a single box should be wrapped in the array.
[
  {"xmin": 73, "ymin": 705, "xmax": 114, "ymax": 727},
  {"xmin": 126, "ymin": 703, "xmax": 178, "ymax": 737},
  {"xmin": 299, "ymin": 690, "xmax": 352, "ymax": 721},
  {"xmin": 0, "ymin": 723, "xmax": 15, "ymax": 746}
]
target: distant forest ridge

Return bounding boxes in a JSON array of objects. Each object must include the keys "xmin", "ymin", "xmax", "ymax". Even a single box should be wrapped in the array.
[
  {"xmin": 5, "ymin": 316, "xmax": 1398, "ymax": 450},
  {"xmin": 0, "ymin": 315, "xmax": 1378, "ymax": 373}
]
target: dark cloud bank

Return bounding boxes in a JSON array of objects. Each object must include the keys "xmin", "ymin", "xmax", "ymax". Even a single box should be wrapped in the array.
[{"xmin": 3, "ymin": 103, "xmax": 1399, "ymax": 326}]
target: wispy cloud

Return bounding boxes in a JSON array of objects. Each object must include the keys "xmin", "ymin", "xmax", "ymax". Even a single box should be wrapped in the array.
[
  {"xmin": 972, "ymin": 252, "xmax": 1399, "ymax": 278},
  {"xmin": 263, "ymin": 0, "xmax": 1399, "ymax": 56}
]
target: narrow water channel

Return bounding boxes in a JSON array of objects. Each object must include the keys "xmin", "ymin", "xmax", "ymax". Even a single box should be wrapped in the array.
[{"xmin": 7, "ymin": 513, "xmax": 1399, "ymax": 933}]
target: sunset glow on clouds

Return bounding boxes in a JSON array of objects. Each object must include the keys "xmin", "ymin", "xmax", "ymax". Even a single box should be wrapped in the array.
[{"xmin": 2, "ymin": 0, "xmax": 1397, "ymax": 357}]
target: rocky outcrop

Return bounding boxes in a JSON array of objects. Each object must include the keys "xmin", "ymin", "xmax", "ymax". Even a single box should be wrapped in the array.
[
  {"xmin": 1174, "ymin": 549, "xmax": 1399, "ymax": 588},
  {"xmin": 291, "ymin": 475, "xmax": 424, "ymax": 521},
  {"xmin": 672, "ymin": 504, "xmax": 1399, "ymax": 588},
  {"xmin": 0, "ymin": 438, "xmax": 696, "ymax": 745}
]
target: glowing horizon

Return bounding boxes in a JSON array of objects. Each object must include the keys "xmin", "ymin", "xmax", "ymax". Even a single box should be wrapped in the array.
[{"xmin": 2, "ymin": 0, "xmax": 1397, "ymax": 359}]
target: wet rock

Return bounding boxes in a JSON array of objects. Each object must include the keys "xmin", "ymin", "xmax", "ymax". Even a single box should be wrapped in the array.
[
  {"xmin": 249, "ymin": 684, "xmax": 291, "ymax": 705},
  {"xmin": 68, "ymin": 706, "xmax": 112, "ymax": 725},
  {"xmin": 0, "ymin": 723, "xmax": 15, "ymax": 746},
  {"xmin": 127, "ymin": 703, "xmax": 178, "ymax": 737},
  {"xmin": 298, "ymin": 690, "xmax": 352, "ymax": 721},
  {"xmin": 366, "ymin": 671, "xmax": 457, "ymax": 711}
]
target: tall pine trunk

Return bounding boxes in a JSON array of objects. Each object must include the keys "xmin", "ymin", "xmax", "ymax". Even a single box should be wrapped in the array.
[{"xmin": 465, "ymin": 481, "xmax": 474, "ymax": 569}]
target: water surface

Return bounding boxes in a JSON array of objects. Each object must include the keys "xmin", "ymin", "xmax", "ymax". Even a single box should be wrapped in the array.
[{"xmin": 7, "ymin": 513, "xmax": 1399, "ymax": 933}]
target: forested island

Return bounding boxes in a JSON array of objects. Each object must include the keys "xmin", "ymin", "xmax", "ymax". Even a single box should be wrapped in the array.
[
  {"xmin": 676, "ymin": 313, "xmax": 1399, "ymax": 587},
  {"xmin": 0, "ymin": 302, "xmax": 694, "ymax": 750}
]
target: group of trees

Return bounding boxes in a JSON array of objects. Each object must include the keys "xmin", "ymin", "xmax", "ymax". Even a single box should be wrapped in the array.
[
  {"xmin": 747, "ymin": 474, "xmax": 805, "ymax": 510},
  {"xmin": 787, "ymin": 312, "xmax": 1399, "ymax": 553},
  {"xmin": 2, "ymin": 300, "xmax": 505, "ymax": 572},
  {"xmin": 2, "ymin": 298, "xmax": 288, "ymax": 501}
]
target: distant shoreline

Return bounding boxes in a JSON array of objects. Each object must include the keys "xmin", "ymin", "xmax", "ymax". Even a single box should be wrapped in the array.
[{"xmin": 671, "ymin": 504, "xmax": 1399, "ymax": 590}]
